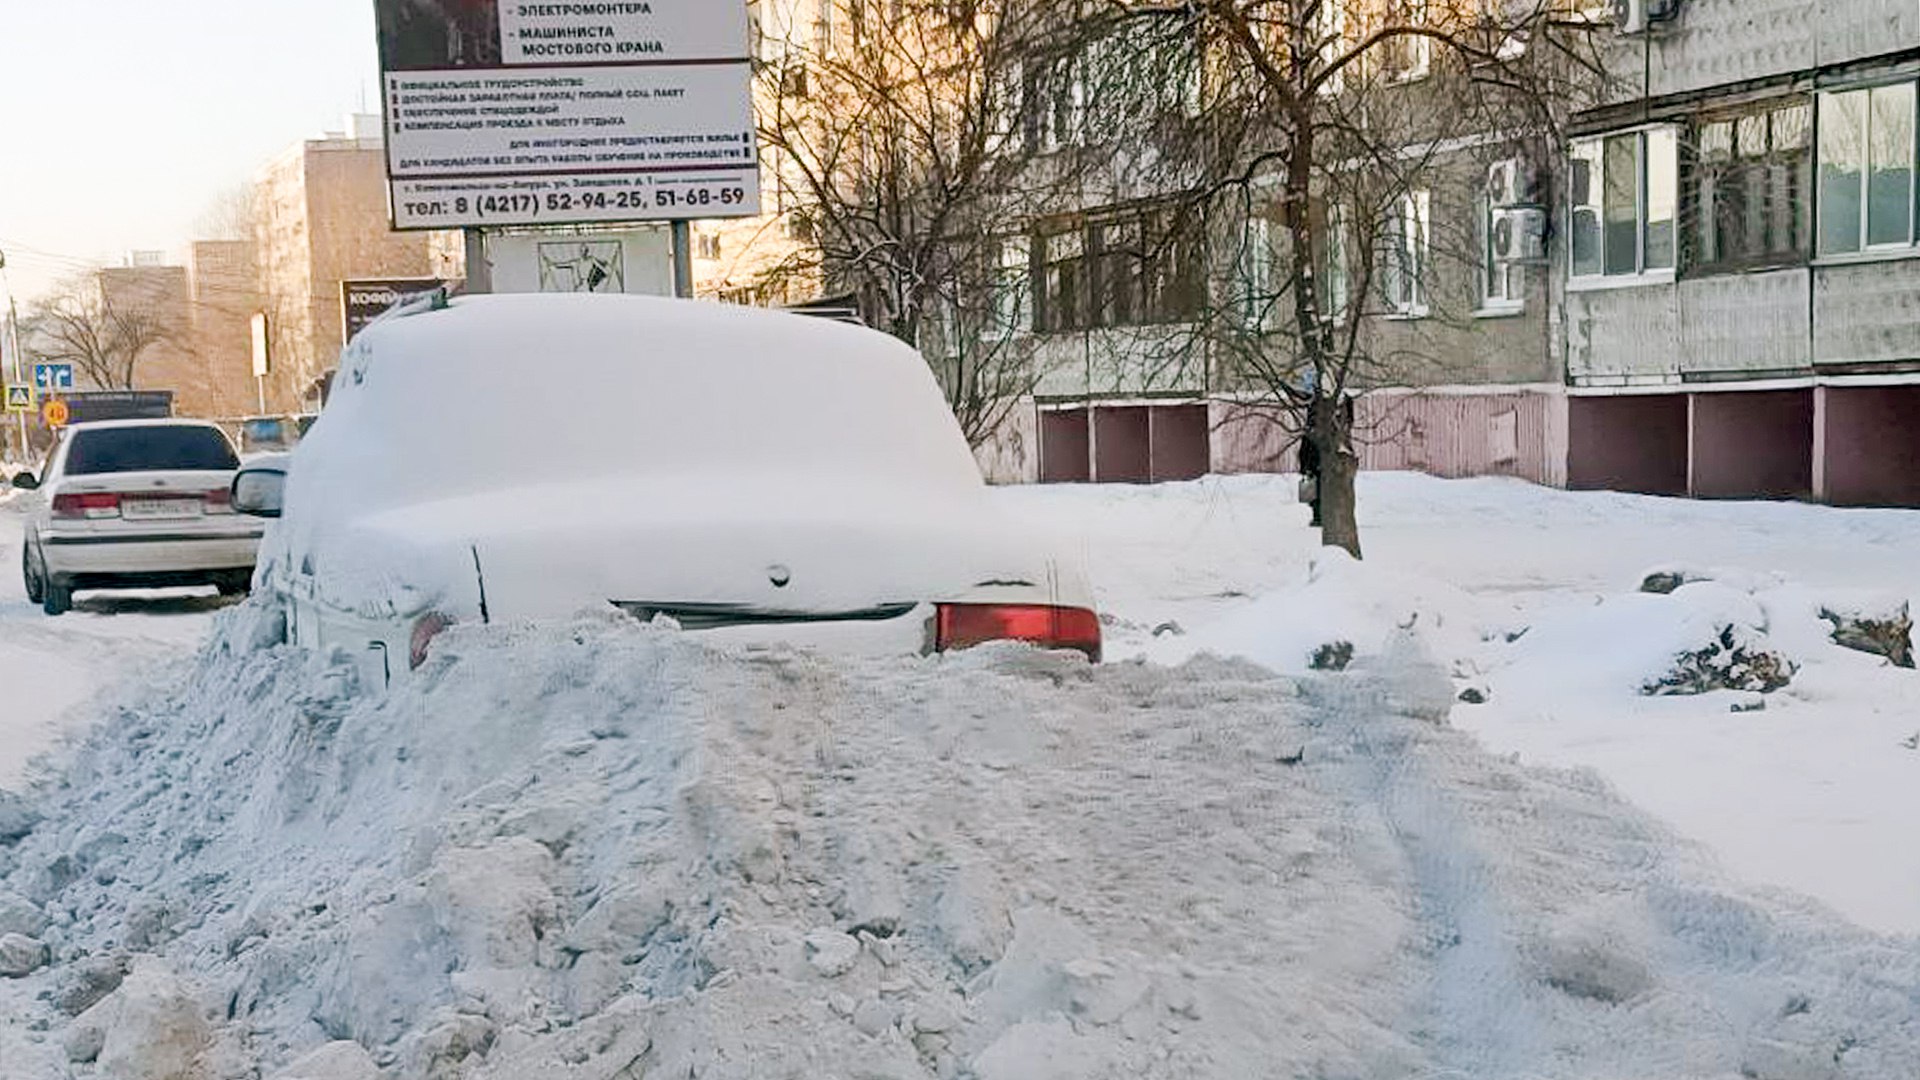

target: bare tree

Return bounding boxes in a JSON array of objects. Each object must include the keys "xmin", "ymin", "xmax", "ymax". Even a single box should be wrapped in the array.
[
  {"xmin": 27, "ymin": 274, "xmax": 175, "ymax": 391},
  {"xmin": 749, "ymin": 0, "xmax": 1118, "ymax": 449},
  {"xmin": 1100, "ymin": 0, "xmax": 1606, "ymax": 556},
  {"xmin": 194, "ymin": 182, "xmax": 261, "ymax": 243}
]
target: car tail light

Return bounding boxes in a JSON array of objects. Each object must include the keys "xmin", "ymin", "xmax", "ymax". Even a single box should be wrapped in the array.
[
  {"xmin": 935, "ymin": 604, "xmax": 1102, "ymax": 662},
  {"xmin": 203, "ymin": 488, "xmax": 234, "ymax": 515},
  {"xmin": 52, "ymin": 493, "xmax": 122, "ymax": 520},
  {"xmin": 410, "ymin": 612, "xmax": 453, "ymax": 670}
]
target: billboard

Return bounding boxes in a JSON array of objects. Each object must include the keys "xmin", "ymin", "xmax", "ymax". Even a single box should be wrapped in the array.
[
  {"xmin": 342, "ymin": 278, "xmax": 448, "ymax": 342},
  {"xmin": 374, "ymin": 1, "xmax": 761, "ymax": 230}
]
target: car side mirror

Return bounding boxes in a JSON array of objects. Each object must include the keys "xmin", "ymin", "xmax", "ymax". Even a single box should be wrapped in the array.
[
  {"xmin": 231, "ymin": 467, "xmax": 286, "ymax": 519},
  {"xmin": 9, "ymin": 472, "xmax": 36, "ymax": 491}
]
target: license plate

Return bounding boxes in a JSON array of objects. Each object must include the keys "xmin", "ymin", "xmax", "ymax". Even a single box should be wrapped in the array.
[{"xmin": 122, "ymin": 497, "xmax": 201, "ymax": 520}]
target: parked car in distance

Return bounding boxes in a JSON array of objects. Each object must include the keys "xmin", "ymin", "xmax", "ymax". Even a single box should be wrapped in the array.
[
  {"xmin": 237, "ymin": 414, "xmax": 316, "ymax": 458},
  {"xmin": 13, "ymin": 420, "xmax": 264, "ymax": 615},
  {"xmin": 233, "ymin": 293, "xmax": 1100, "ymax": 687}
]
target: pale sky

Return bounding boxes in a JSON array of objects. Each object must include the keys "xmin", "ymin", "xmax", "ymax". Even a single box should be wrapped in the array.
[{"xmin": 0, "ymin": 1, "xmax": 382, "ymax": 304}]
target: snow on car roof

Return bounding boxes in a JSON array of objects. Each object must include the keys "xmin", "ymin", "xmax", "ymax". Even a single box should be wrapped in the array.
[
  {"xmin": 274, "ymin": 295, "xmax": 994, "ymax": 611},
  {"xmin": 305, "ymin": 294, "xmax": 984, "ymax": 512}
]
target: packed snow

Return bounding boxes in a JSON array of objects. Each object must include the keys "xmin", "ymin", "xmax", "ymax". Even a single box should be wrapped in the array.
[
  {"xmin": 0, "ymin": 472, "xmax": 1917, "ymax": 1078},
  {"xmin": 3, "ymin": 607, "xmax": 1918, "ymax": 1078},
  {"xmin": 1004, "ymin": 474, "xmax": 1920, "ymax": 935}
]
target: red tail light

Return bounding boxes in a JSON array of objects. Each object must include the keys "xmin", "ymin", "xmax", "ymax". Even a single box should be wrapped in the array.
[
  {"xmin": 410, "ymin": 612, "xmax": 453, "ymax": 670},
  {"xmin": 203, "ymin": 488, "xmax": 234, "ymax": 515},
  {"xmin": 52, "ymin": 493, "xmax": 122, "ymax": 520},
  {"xmin": 935, "ymin": 604, "xmax": 1102, "ymax": 662}
]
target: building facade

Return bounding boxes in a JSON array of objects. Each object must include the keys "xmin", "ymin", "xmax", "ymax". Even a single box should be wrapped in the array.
[
  {"xmin": 253, "ymin": 120, "xmax": 463, "ymax": 413},
  {"xmin": 711, "ymin": 2, "xmax": 1920, "ymax": 507},
  {"xmin": 1564, "ymin": 0, "xmax": 1920, "ymax": 506}
]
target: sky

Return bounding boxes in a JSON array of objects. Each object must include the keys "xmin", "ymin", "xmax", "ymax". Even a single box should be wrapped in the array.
[{"xmin": 0, "ymin": 1, "xmax": 382, "ymax": 305}]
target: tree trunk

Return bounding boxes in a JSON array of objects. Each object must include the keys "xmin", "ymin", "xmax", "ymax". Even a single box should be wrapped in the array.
[{"xmin": 1318, "ymin": 441, "xmax": 1362, "ymax": 559}]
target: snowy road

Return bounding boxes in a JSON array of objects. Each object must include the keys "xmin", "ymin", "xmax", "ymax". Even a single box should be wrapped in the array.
[{"xmin": 0, "ymin": 494, "xmax": 230, "ymax": 788}]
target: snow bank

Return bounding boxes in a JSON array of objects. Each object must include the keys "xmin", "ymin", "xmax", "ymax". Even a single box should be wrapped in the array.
[
  {"xmin": 2, "ymin": 605, "xmax": 1918, "ymax": 1077},
  {"xmin": 1174, "ymin": 546, "xmax": 1499, "ymax": 676}
]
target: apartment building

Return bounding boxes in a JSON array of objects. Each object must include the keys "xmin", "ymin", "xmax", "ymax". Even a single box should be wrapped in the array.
[
  {"xmin": 712, "ymin": 2, "xmax": 1920, "ymax": 507},
  {"xmin": 1565, "ymin": 0, "xmax": 1920, "ymax": 507},
  {"xmin": 253, "ymin": 118, "xmax": 462, "ymax": 413},
  {"xmin": 1006, "ymin": 4, "xmax": 1575, "ymax": 487}
]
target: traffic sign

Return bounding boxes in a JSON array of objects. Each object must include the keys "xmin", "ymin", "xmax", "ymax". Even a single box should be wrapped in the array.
[
  {"xmin": 33, "ymin": 363, "xmax": 75, "ymax": 392},
  {"xmin": 3, "ymin": 385, "xmax": 31, "ymax": 414},
  {"xmin": 42, "ymin": 398, "xmax": 69, "ymax": 428}
]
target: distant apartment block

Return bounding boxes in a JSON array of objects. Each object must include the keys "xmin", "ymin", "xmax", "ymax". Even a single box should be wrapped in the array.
[{"xmin": 253, "ymin": 116, "xmax": 462, "ymax": 413}]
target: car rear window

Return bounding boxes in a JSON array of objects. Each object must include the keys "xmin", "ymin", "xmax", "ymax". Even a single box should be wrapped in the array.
[{"xmin": 64, "ymin": 426, "xmax": 240, "ymax": 475}]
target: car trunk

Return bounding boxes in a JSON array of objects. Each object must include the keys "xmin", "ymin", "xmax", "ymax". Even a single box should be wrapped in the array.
[
  {"xmin": 353, "ymin": 475, "xmax": 1066, "ymax": 625},
  {"xmin": 51, "ymin": 471, "xmax": 237, "ymax": 531}
]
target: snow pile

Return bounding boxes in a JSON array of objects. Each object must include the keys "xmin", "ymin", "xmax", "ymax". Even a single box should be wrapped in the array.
[
  {"xmin": 1492, "ymin": 574, "xmax": 1911, "ymax": 709},
  {"xmin": 1497, "ymin": 583, "xmax": 1790, "ymax": 701},
  {"xmin": 1172, "ymin": 546, "xmax": 1500, "ymax": 677},
  {"xmin": 3, "ymin": 606, "xmax": 1920, "ymax": 1077}
]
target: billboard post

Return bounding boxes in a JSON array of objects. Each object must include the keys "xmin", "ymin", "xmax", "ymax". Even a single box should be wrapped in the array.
[
  {"xmin": 464, "ymin": 229, "xmax": 491, "ymax": 295},
  {"xmin": 373, "ymin": 1, "xmax": 761, "ymax": 234}
]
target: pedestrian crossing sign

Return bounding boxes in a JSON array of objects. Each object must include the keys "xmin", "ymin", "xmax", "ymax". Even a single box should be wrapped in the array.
[{"xmin": 3, "ymin": 385, "xmax": 32, "ymax": 414}]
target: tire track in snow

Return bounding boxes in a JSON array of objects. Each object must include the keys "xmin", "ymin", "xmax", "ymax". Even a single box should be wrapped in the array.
[{"xmin": 1304, "ymin": 665, "xmax": 1553, "ymax": 1076}]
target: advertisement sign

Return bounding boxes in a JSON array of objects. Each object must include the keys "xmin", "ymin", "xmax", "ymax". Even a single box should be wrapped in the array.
[
  {"xmin": 483, "ymin": 228, "xmax": 673, "ymax": 295},
  {"xmin": 341, "ymin": 278, "xmax": 447, "ymax": 343},
  {"xmin": 375, "ymin": 0, "xmax": 761, "ymax": 230}
]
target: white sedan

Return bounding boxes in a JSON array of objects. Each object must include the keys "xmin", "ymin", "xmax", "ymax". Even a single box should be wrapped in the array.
[
  {"xmin": 234, "ymin": 293, "xmax": 1099, "ymax": 685},
  {"xmin": 13, "ymin": 420, "xmax": 263, "ymax": 615}
]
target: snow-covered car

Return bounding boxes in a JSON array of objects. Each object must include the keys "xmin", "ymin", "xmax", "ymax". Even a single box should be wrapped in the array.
[
  {"xmin": 234, "ymin": 293, "xmax": 1100, "ymax": 685},
  {"xmin": 12, "ymin": 419, "xmax": 263, "ymax": 615}
]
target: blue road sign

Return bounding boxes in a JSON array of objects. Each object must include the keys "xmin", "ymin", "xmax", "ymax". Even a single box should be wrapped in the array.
[{"xmin": 33, "ymin": 363, "xmax": 75, "ymax": 392}]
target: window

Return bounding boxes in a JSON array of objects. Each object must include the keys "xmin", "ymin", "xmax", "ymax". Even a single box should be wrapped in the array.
[
  {"xmin": 1032, "ymin": 206, "xmax": 1203, "ymax": 333},
  {"xmin": 1316, "ymin": 0, "xmax": 1348, "ymax": 95},
  {"xmin": 1027, "ymin": 57, "xmax": 1085, "ymax": 152},
  {"xmin": 1380, "ymin": 0, "xmax": 1432, "ymax": 83},
  {"xmin": 1235, "ymin": 216, "xmax": 1275, "ymax": 330},
  {"xmin": 1689, "ymin": 100, "xmax": 1811, "ymax": 271},
  {"xmin": 813, "ymin": 0, "xmax": 834, "ymax": 53},
  {"xmin": 695, "ymin": 232, "xmax": 722, "ymax": 261},
  {"xmin": 1818, "ymin": 83, "xmax": 1917, "ymax": 255},
  {"xmin": 1093, "ymin": 216, "xmax": 1144, "ymax": 327},
  {"xmin": 1142, "ymin": 207, "xmax": 1205, "ymax": 322},
  {"xmin": 65, "ymin": 426, "xmax": 239, "ymax": 476},
  {"xmin": 1039, "ymin": 226, "xmax": 1086, "ymax": 332},
  {"xmin": 1382, "ymin": 190, "xmax": 1430, "ymax": 317},
  {"xmin": 1569, "ymin": 127, "xmax": 1677, "ymax": 280},
  {"xmin": 991, "ymin": 238, "xmax": 1031, "ymax": 334},
  {"xmin": 1324, "ymin": 204, "xmax": 1350, "ymax": 321},
  {"xmin": 1476, "ymin": 193, "xmax": 1523, "ymax": 310}
]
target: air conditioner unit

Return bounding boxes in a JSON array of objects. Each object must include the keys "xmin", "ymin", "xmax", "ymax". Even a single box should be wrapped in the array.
[
  {"xmin": 1487, "ymin": 158, "xmax": 1540, "ymax": 208},
  {"xmin": 1491, "ymin": 208, "xmax": 1548, "ymax": 264},
  {"xmin": 1614, "ymin": 0, "xmax": 1682, "ymax": 34}
]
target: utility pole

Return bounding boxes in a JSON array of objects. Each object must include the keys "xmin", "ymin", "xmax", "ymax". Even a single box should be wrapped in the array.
[{"xmin": 0, "ymin": 250, "xmax": 27, "ymax": 462}]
